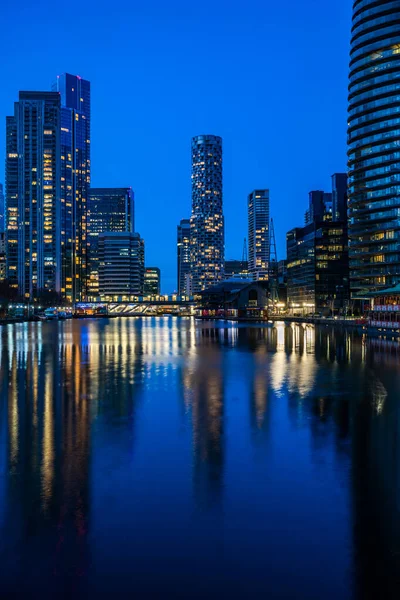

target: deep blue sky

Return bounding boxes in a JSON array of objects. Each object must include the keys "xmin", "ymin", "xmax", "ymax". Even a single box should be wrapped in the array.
[{"xmin": 1, "ymin": 0, "xmax": 352, "ymax": 293}]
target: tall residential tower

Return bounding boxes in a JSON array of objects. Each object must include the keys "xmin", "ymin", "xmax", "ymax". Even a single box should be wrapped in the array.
[
  {"xmin": 53, "ymin": 73, "xmax": 91, "ymax": 302},
  {"xmin": 190, "ymin": 135, "xmax": 224, "ymax": 292},
  {"xmin": 248, "ymin": 189, "xmax": 269, "ymax": 280},
  {"xmin": 6, "ymin": 92, "xmax": 61, "ymax": 300},
  {"xmin": 348, "ymin": 0, "xmax": 400, "ymax": 294}
]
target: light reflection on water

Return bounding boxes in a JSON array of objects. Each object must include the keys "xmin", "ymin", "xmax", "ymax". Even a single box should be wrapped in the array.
[{"xmin": 0, "ymin": 318, "xmax": 400, "ymax": 599}]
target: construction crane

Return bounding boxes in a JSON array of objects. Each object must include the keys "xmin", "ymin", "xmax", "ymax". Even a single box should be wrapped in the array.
[{"xmin": 269, "ymin": 218, "xmax": 279, "ymax": 305}]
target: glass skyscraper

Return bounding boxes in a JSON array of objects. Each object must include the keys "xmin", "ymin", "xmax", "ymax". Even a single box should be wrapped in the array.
[
  {"xmin": 88, "ymin": 187, "xmax": 135, "ymax": 299},
  {"xmin": 6, "ymin": 92, "xmax": 61, "ymax": 300},
  {"xmin": 190, "ymin": 135, "xmax": 224, "ymax": 292},
  {"xmin": 177, "ymin": 218, "xmax": 191, "ymax": 295},
  {"xmin": 248, "ymin": 189, "xmax": 270, "ymax": 280},
  {"xmin": 53, "ymin": 73, "xmax": 91, "ymax": 303},
  {"xmin": 0, "ymin": 183, "xmax": 4, "ymax": 232},
  {"xmin": 348, "ymin": 0, "xmax": 400, "ymax": 294}
]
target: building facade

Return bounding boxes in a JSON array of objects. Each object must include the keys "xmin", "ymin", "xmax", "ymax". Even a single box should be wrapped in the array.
[
  {"xmin": 348, "ymin": 0, "xmax": 400, "ymax": 294},
  {"xmin": 0, "ymin": 232, "xmax": 6, "ymax": 281},
  {"xmin": 53, "ymin": 73, "xmax": 91, "ymax": 303},
  {"xmin": 98, "ymin": 232, "xmax": 144, "ymax": 299},
  {"xmin": 224, "ymin": 259, "xmax": 251, "ymax": 280},
  {"xmin": 144, "ymin": 267, "xmax": 161, "ymax": 295},
  {"xmin": 190, "ymin": 135, "xmax": 224, "ymax": 292},
  {"xmin": 88, "ymin": 187, "xmax": 134, "ymax": 299},
  {"xmin": 6, "ymin": 91, "xmax": 61, "ymax": 300},
  {"xmin": 305, "ymin": 191, "xmax": 332, "ymax": 225},
  {"xmin": 177, "ymin": 219, "xmax": 191, "ymax": 295},
  {"xmin": 248, "ymin": 189, "xmax": 269, "ymax": 281},
  {"xmin": 0, "ymin": 184, "xmax": 4, "ymax": 232},
  {"xmin": 332, "ymin": 173, "xmax": 348, "ymax": 222},
  {"xmin": 287, "ymin": 191, "xmax": 350, "ymax": 314}
]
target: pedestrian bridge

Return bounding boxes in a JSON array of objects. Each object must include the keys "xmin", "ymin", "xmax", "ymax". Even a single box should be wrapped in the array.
[{"xmin": 75, "ymin": 297, "xmax": 196, "ymax": 317}]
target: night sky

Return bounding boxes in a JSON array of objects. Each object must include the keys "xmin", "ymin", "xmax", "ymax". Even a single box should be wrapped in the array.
[{"xmin": 1, "ymin": 0, "xmax": 352, "ymax": 293}]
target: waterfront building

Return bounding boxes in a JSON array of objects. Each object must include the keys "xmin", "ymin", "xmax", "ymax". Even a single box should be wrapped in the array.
[
  {"xmin": 0, "ymin": 184, "xmax": 4, "ymax": 232},
  {"xmin": 248, "ymin": 189, "xmax": 269, "ymax": 281},
  {"xmin": 332, "ymin": 173, "xmax": 348, "ymax": 222},
  {"xmin": 224, "ymin": 259, "xmax": 251, "ymax": 280},
  {"xmin": 348, "ymin": 1, "xmax": 400, "ymax": 294},
  {"xmin": 6, "ymin": 91, "xmax": 61, "ymax": 300},
  {"xmin": 287, "ymin": 192, "xmax": 349, "ymax": 314},
  {"xmin": 144, "ymin": 267, "xmax": 161, "ymax": 295},
  {"xmin": 98, "ymin": 232, "xmax": 144, "ymax": 300},
  {"xmin": 190, "ymin": 135, "xmax": 224, "ymax": 292},
  {"xmin": 88, "ymin": 187, "xmax": 134, "ymax": 299},
  {"xmin": 53, "ymin": 73, "xmax": 91, "ymax": 303},
  {"xmin": 177, "ymin": 218, "xmax": 191, "ymax": 295}
]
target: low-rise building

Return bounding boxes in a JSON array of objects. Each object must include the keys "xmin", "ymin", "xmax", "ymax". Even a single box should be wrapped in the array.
[{"xmin": 98, "ymin": 232, "xmax": 144, "ymax": 300}]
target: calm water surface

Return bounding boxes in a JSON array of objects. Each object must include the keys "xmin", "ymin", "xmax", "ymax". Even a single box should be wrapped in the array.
[{"xmin": 0, "ymin": 317, "xmax": 400, "ymax": 599}]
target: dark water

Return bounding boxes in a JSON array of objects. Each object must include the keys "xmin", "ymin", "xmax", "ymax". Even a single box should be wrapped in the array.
[{"xmin": 0, "ymin": 318, "xmax": 400, "ymax": 599}]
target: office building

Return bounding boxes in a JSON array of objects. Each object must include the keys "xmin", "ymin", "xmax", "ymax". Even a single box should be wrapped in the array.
[
  {"xmin": 348, "ymin": 1, "xmax": 400, "ymax": 294},
  {"xmin": 248, "ymin": 189, "xmax": 269, "ymax": 280},
  {"xmin": 177, "ymin": 219, "xmax": 191, "ymax": 295},
  {"xmin": 88, "ymin": 187, "xmax": 134, "ymax": 298},
  {"xmin": 53, "ymin": 73, "xmax": 91, "ymax": 303},
  {"xmin": 6, "ymin": 91, "xmax": 61, "ymax": 300},
  {"xmin": 190, "ymin": 135, "xmax": 224, "ymax": 292},
  {"xmin": 287, "ymin": 193, "xmax": 349, "ymax": 314},
  {"xmin": 332, "ymin": 173, "xmax": 348, "ymax": 222},
  {"xmin": 0, "ymin": 184, "xmax": 4, "ymax": 232},
  {"xmin": 224, "ymin": 259, "xmax": 251, "ymax": 280},
  {"xmin": 144, "ymin": 267, "xmax": 161, "ymax": 295},
  {"xmin": 98, "ymin": 232, "xmax": 144, "ymax": 299}
]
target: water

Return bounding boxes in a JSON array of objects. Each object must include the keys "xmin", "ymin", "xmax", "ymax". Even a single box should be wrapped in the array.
[{"xmin": 0, "ymin": 318, "xmax": 400, "ymax": 599}]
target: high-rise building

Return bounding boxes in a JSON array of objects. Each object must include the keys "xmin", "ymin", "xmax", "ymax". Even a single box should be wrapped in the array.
[
  {"xmin": 348, "ymin": 1, "xmax": 400, "ymax": 294},
  {"xmin": 0, "ymin": 232, "xmax": 6, "ymax": 281},
  {"xmin": 0, "ymin": 184, "xmax": 4, "ymax": 232},
  {"xmin": 88, "ymin": 187, "xmax": 134, "ymax": 299},
  {"xmin": 53, "ymin": 73, "xmax": 91, "ymax": 303},
  {"xmin": 177, "ymin": 218, "xmax": 191, "ymax": 295},
  {"xmin": 6, "ymin": 91, "xmax": 61, "ymax": 300},
  {"xmin": 190, "ymin": 135, "xmax": 224, "ymax": 292},
  {"xmin": 98, "ymin": 232, "xmax": 144, "ymax": 299},
  {"xmin": 248, "ymin": 189, "xmax": 270, "ymax": 280},
  {"xmin": 331, "ymin": 173, "xmax": 348, "ymax": 222},
  {"xmin": 144, "ymin": 267, "xmax": 161, "ymax": 295}
]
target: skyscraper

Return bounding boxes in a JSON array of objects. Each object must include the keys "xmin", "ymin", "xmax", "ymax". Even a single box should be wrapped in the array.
[
  {"xmin": 177, "ymin": 218, "xmax": 191, "ymax": 295},
  {"xmin": 88, "ymin": 187, "xmax": 134, "ymax": 299},
  {"xmin": 6, "ymin": 92, "xmax": 61, "ymax": 300},
  {"xmin": 348, "ymin": 1, "xmax": 400, "ymax": 294},
  {"xmin": 144, "ymin": 267, "xmax": 161, "ymax": 295},
  {"xmin": 0, "ymin": 184, "xmax": 4, "ymax": 232},
  {"xmin": 190, "ymin": 135, "xmax": 224, "ymax": 292},
  {"xmin": 53, "ymin": 73, "xmax": 91, "ymax": 303},
  {"xmin": 248, "ymin": 189, "xmax": 269, "ymax": 280}
]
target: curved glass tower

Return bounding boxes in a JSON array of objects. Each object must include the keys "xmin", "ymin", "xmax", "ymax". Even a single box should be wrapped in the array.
[
  {"xmin": 348, "ymin": 0, "xmax": 400, "ymax": 294},
  {"xmin": 190, "ymin": 135, "xmax": 224, "ymax": 292}
]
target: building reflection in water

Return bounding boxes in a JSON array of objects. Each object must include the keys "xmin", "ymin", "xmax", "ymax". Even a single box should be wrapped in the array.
[{"xmin": 1, "ymin": 319, "xmax": 400, "ymax": 597}]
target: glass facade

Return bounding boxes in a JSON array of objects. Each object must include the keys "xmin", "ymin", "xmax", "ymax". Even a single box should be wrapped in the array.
[
  {"xmin": 143, "ymin": 267, "xmax": 161, "ymax": 296},
  {"xmin": 190, "ymin": 135, "xmax": 224, "ymax": 292},
  {"xmin": 348, "ymin": 0, "xmax": 400, "ymax": 293},
  {"xmin": 53, "ymin": 73, "xmax": 91, "ymax": 303},
  {"xmin": 177, "ymin": 219, "xmax": 191, "ymax": 295},
  {"xmin": 6, "ymin": 92, "xmax": 61, "ymax": 300},
  {"xmin": 0, "ymin": 183, "xmax": 4, "ymax": 232},
  {"xmin": 88, "ymin": 187, "xmax": 134, "ymax": 299},
  {"xmin": 98, "ymin": 232, "xmax": 144, "ymax": 300},
  {"xmin": 248, "ymin": 189, "xmax": 270, "ymax": 280}
]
